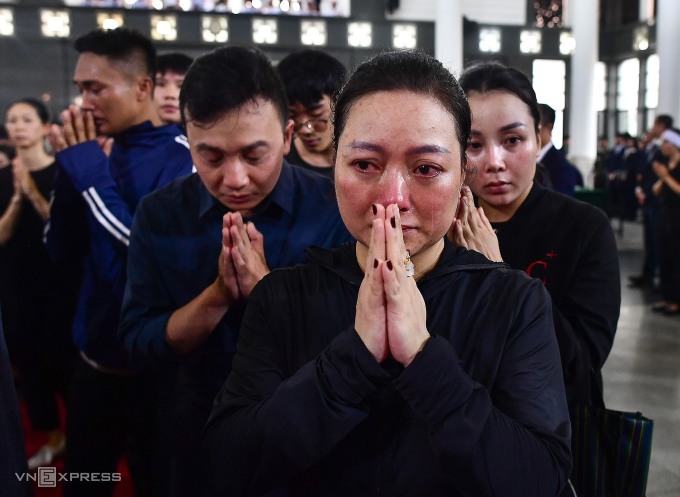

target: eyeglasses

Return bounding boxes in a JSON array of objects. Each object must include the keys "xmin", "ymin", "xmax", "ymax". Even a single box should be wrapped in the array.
[{"xmin": 292, "ymin": 117, "xmax": 330, "ymax": 133}]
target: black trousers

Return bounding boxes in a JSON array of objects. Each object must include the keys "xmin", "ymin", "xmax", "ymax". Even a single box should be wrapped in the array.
[
  {"xmin": 658, "ymin": 208, "xmax": 680, "ymax": 303},
  {"xmin": 12, "ymin": 346, "xmax": 74, "ymax": 432},
  {"xmin": 641, "ymin": 202, "xmax": 660, "ymax": 280},
  {"xmin": 63, "ymin": 356, "xmax": 156, "ymax": 497}
]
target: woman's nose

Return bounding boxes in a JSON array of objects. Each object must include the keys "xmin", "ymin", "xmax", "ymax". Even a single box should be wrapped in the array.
[
  {"xmin": 375, "ymin": 169, "xmax": 412, "ymax": 212},
  {"xmin": 486, "ymin": 144, "xmax": 506, "ymax": 171}
]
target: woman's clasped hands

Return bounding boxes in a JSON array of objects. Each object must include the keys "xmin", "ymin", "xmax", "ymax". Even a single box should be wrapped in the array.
[{"xmin": 355, "ymin": 203, "xmax": 429, "ymax": 367}]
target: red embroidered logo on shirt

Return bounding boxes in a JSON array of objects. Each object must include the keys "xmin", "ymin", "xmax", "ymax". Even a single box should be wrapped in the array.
[{"xmin": 525, "ymin": 250, "xmax": 557, "ymax": 285}]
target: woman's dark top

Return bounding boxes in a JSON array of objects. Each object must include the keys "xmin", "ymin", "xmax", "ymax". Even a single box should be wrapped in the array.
[
  {"xmin": 205, "ymin": 240, "xmax": 571, "ymax": 497},
  {"xmin": 490, "ymin": 184, "xmax": 620, "ymax": 407},
  {"xmin": 285, "ymin": 139, "xmax": 334, "ymax": 179},
  {"xmin": 0, "ymin": 164, "xmax": 81, "ymax": 349}
]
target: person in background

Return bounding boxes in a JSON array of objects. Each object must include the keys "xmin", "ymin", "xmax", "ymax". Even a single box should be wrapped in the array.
[
  {"xmin": 621, "ymin": 133, "xmax": 642, "ymax": 220},
  {"xmin": 604, "ymin": 131, "xmax": 635, "ymax": 220},
  {"xmin": 46, "ymin": 28, "xmax": 193, "ymax": 497},
  {"xmin": 1, "ymin": 97, "xmax": 81, "ymax": 472},
  {"xmin": 451, "ymin": 60, "xmax": 620, "ymax": 495},
  {"xmin": 204, "ymin": 49, "xmax": 571, "ymax": 497},
  {"xmin": 454, "ymin": 60, "xmax": 620, "ymax": 409},
  {"xmin": 629, "ymin": 114, "xmax": 673, "ymax": 289},
  {"xmin": 154, "ymin": 52, "xmax": 193, "ymax": 125},
  {"xmin": 120, "ymin": 45, "xmax": 352, "ymax": 497},
  {"xmin": 593, "ymin": 135, "xmax": 611, "ymax": 189},
  {"xmin": 276, "ymin": 49, "xmax": 347, "ymax": 179},
  {"xmin": 537, "ymin": 103, "xmax": 579, "ymax": 196},
  {"xmin": 606, "ymin": 131, "xmax": 628, "ymax": 173},
  {"xmin": 650, "ymin": 128, "xmax": 680, "ymax": 315}
]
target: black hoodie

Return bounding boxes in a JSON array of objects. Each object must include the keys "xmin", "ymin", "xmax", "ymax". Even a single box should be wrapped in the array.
[{"xmin": 205, "ymin": 240, "xmax": 572, "ymax": 497}]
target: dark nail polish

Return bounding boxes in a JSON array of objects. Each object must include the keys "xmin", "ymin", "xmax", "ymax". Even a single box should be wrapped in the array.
[
  {"xmin": 372, "ymin": 204, "xmax": 377, "ymax": 215},
  {"xmin": 373, "ymin": 258, "xmax": 378, "ymax": 268},
  {"xmin": 386, "ymin": 260, "xmax": 393, "ymax": 270},
  {"xmin": 390, "ymin": 217, "xmax": 396, "ymax": 228}
]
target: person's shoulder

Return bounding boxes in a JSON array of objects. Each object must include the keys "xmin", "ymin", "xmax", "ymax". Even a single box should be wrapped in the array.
[
  {"xmin": 253, "ymin": 252, "xmax": 337, "ymax": 305},
  {"xmin": 549, "ymin": 145, "xmax": 573, "ymax": 166},
  {"xmin": 287, "ymin": 160, "xmax": 334, "ymax": 189},
  {"xmin": 138, "ymin": 172, "xmax": 199, "ymax": 212},
  {"xmin": 541, "ymin": 186, "xmax": 611, "ymax": 227},
  {"xmin": 284, "ymin": 161, "xmax": 339, "ymax": 210},
  {"xmin": 438, "ymin": 251, "xmax": 551, "ymax": 311},
  {"xmin": 153, "ymin": 126, "xmax": 190, "ymax": 154},
  {"xmin": 264, "ymin": 244, "xmax": 354, "ymax": 286}
]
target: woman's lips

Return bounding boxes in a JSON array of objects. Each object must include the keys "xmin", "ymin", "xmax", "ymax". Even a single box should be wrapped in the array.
[{"xmin": 484, "ymin": 181, "xmax": 511, "ymax": 194}]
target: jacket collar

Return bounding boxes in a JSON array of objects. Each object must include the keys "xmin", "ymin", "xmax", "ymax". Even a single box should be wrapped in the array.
[
  {"xmin": 306, "ymin": 238, "xmax": 507, "ymax": 287},
  {"xmin": 197, "ymin": 160, "xmax": 295, "ymax": 219},
  {"xmin": 112, "ymin": 121, "xmax": 183, "ymax": 147}
]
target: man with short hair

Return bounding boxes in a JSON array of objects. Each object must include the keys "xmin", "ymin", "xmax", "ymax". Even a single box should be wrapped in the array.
[
  {"xmin": 276, "ymin": 49, "xmax": 347, "ymax": 178},
  {"xmin": 537, "ymin": 103, "xmax": 580, "ymax": 196},
  {"xmin": 46, "ymin": 27, "xmax": 193, "ymax": 497},
  {"xmin": 629, "ymin": 113, "xmax": 674, "ymax": 288},
  {"xmin": 120, "ymin": 45, "xmax": 352, "ymax": 497},
  {"xmin": 154, "ymin": 52, "xmax": 193, "ymax": 125}
]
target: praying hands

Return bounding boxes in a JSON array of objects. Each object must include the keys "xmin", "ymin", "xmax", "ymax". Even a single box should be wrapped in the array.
[{"xmin": 355, "ymin": 203, "xmax": 429, "ymax": 367}]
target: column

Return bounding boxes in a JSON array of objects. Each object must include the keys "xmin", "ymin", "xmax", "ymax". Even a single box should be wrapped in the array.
[
  {"xmin": 567, "ymin": 0, "xmax": 599, "ymax": 186},
  {"xmin": 656, "ymin": 0, "xmax": 680, "ymax": 119},
  {"xmin": 435, "ymin": 0, "xmax": 462, "ymax": 75}
]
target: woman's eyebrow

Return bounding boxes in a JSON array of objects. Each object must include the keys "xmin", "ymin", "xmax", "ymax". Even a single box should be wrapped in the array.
[
  {"xmin": 471, "ymin": 122, "xmax": 527, "ymax": 135},
  {"xmin": 346, "ymin": 140, "xmax": 384, "ymax": 153},
  {"xmin": 405, "ymin": 144, "xmax": 451, "ymax": 155},
  {"xmin": 499, "ymin": 122, "xmax": 527, "ymax": 132},
  {"xmin": 346, "ymin": 141, "xmax": 450, "ymax": 155}
]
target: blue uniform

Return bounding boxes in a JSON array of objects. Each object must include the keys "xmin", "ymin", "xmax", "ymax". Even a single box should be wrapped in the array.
[{"xmin": 45, "ymin": 121, "xmax": 193, "ymax": 369}]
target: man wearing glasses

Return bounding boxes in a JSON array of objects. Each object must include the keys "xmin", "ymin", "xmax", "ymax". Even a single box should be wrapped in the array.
[{"xmin": 277, "ymin": 49, "xmax": 347, "ymax": 179}]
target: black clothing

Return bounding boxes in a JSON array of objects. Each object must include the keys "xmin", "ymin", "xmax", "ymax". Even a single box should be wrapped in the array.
[
  {"xmin": 535, "ymin": 161, "xmax": 554, "ymax": 189},
  {"xmin": 490, "ymin": 184, "xmax": 620, "ymax": 407},
  {"xmin": 636, "ymin": 144, "xmax": 664, "ymax": 280},
  {"xmin": 0, "ymin": 316, "xmax": 31, "ymax": 497},
  {"xmin": 657, "ymin": 165, "xmax": 680, "ymax": 303},
  {"xmin": 0, "ymin": 163, "xmax": 80, "ymax": 432},
  {"xmin": 64, "ymin": 356, "xmax": 156, "ymax": 497},
  {"xmin": 205, "ymin": 241, "xmax": 572, "ymax": 497},
  {"xmin": 284, "ymin": 139, "xmax": 334, "ymax": 179}
]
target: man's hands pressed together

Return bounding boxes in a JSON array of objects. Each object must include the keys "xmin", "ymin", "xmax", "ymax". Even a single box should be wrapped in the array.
[
  {"xmin": 217, "ymin": 212, "xmax": 269, "ymax": 305},
  {"xmin": 49, "ymin": 105, "xmax": 113, "ymax": 156}
]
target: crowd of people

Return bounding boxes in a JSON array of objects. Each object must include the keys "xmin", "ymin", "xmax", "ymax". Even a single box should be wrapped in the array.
[
  {"xmin": 592, "ymin": 116, "xmax": 680, "ymax": 315},
  {"xmin": 0, "ymin": 25, "xmax": 675, "ymax": 497}
]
